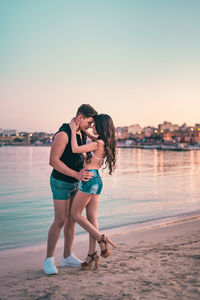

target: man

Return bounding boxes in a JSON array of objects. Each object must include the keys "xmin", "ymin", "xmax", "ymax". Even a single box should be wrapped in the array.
[{"xmin": 43, "ymin": 104, "xmax": 98, "ymax": 275}]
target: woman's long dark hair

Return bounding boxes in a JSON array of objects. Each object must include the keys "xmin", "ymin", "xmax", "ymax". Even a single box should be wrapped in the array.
[{"xmin": 93, "ymin": 114, "xmax": 116, "ymax": 175}]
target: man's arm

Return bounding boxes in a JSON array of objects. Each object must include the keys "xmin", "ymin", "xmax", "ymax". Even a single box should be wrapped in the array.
[{"xmin": 49, "ymin": 132, "xmax": 92, "ymax": 181}]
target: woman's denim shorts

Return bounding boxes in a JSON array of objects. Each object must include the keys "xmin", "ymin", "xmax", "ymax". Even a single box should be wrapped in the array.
[
  {"xmin": 79, "ymin": 169, "xmax": 103, "ymax": 195},
  {"xmin": 50, "ymin": 176, "xmax": 79, "ymax": 200}
]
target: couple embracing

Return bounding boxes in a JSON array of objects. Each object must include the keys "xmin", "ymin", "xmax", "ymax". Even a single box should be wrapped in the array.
[{"xmin": 43, "ymin": 104, "xmax": 116, "ymax": 274}]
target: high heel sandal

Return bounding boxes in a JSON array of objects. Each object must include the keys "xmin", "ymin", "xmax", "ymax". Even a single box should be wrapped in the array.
[
  {"xmin": 81, "ymin": 251, "xmax": 99, "ymax": 270},
  {"xmin": 98, "ymin": 234, "xmax": 116, "ymax": 258}
]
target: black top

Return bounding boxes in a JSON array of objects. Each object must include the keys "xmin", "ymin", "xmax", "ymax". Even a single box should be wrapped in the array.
[{"xmin": 51, "ymin": 123, "xmax": 86, "ymax": 183}]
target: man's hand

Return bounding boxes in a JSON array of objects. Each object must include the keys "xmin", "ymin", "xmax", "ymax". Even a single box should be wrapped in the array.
[{"xmin": 77, "ymin": 169, "xmax": 94, "ymax": 181}]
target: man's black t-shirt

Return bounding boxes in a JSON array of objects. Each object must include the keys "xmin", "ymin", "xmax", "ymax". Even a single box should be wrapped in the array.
[{"xmin": 51, "ymin": 123, "xmax": 86, "ymax": 183}]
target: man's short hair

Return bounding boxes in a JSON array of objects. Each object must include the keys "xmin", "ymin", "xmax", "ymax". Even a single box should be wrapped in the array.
[{"xmin": 76, "ymin": 104, "xmax": 98, "ymax": 118}]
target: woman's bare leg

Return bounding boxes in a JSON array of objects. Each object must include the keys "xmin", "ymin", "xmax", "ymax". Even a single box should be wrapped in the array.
[
  {"xmin": 71, "ymin": 191, "xmax": 102, "ymax": 241},
  {"xmin": 86, "ymin": 194, "xmax": 99, "ymax": 254}
]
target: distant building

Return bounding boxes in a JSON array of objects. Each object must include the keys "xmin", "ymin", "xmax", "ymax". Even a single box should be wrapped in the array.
[
  {"xmin": 1, "ymin": 129, "xmax": 17, "ymax": 136},
  {"xmin": 163, "ymin": 132, "xmax": 173, "ymax": 141},
  {"xmin": 143, "ymin": 126, "xmax": 155, "ymax": 137},
  {"xmin": 158, "ymin": 121, "xmax": 179, "ymax": 132},
  {"xmin": 180, "ymin": 123, "xmax": 188, "ymax": 131},
  {"xmin": 194, "ymin": 125, "xmax": 200, "ymax": 143},
  {"xmin": 128, "ymin": 124, "xmax": 143, "ymax": 134},
  {"xmin": 195, "ymin": 132, "xmax": 200, "ymax": 143},
  {"xmin": 116, "ymin": 126, "xmax": 129, "ymax": 139}
]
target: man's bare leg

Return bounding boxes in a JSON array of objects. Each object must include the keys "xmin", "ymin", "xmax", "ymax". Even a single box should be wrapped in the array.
[
  {"xmin": 63, "ymin": 196, "xmax": 76, "ymax": 258},
  {"xmin": 61, "ymin": 195, "xmax": 83, "ymax": 267},
  {"xmin": 46, "ymin": 199, "xmax": 69, "ymax": 258}
]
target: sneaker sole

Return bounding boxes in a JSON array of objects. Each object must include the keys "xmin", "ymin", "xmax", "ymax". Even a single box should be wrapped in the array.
[
  {"xmin": 44, "ymin": 271, "xmax": 58, "ymax": 275},
  {"xmin": 60, "ymin": 263, "xmax": 81, "ymax": 268}
]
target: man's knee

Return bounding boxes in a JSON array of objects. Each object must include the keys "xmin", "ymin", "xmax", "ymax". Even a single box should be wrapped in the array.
[
  {"xmin": 54, "ymin": 217, "xmax": 66, "ymax": 229},
  {"xmin": 65, "ymin": 214, "xmax": 75, "ymax": 227}
]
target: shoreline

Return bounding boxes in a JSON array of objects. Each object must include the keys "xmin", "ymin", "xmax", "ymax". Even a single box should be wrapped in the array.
[
  {"xmin": 0, "ymin": 217, "xmax": 200, "ymax": 299},
  {"xmin": 1, "ymin": 144, "xmax": 200, "ymax": 151},
  {"xmin": 1, "ymin": 209, "xmax": 200, "ymax": 255},
  {"xmin": 0, "ymin": 212, "xmax": 199, "ymax": 265}
]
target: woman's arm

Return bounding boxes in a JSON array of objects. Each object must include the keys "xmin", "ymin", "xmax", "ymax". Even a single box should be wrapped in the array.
[
  {"xmin": 71, "ymin": 129, "xmax": 97, "ymax": 153},
  {"xmin": 84, "ymin": 129, "xmax": 98, "ymax": 141},
  {"xmin": 70, "ymin": 119, "xmax": 97, "ymax": 153}
]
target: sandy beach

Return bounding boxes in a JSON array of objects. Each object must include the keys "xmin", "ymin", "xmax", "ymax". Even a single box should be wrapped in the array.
[{"xmin": 0, "ymin": 217, "xmax": 200, "ymax": 300}]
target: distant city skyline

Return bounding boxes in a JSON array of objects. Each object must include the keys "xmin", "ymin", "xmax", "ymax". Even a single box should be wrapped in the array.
[
  {"xmin": 1, "ymin": 0, "xmax": 200, "ymax": 132},
  {"xmin": 1, "ymin": 120, "xmax": 199, "ymax": 134}
]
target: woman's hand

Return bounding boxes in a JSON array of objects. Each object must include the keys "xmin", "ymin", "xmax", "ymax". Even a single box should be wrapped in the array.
[
  {"xmin": 83, "ymin": 129, "xmax": 98, "ymax": 141},
  {"xmin": 70, "ymin": 118, "xmax": 79, "ymax": 132}
]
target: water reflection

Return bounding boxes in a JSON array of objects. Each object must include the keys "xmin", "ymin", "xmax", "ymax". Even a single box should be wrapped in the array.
[
  {"xmin": 153, "ymin": 149, "xmax": 158, "ymax": 177},
  {"xmin": 0, "ymin": 146, "xmax": 200, "ymax": 251}
]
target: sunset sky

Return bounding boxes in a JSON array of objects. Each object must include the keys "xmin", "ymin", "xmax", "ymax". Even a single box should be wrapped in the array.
[{"xmin": 1, "ymin": 0, "xmax": 200, "ymax": 132}]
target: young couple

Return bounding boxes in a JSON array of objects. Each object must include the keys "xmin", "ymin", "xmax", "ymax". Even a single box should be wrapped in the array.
[{"xmin": 43, "ymin": 104, "xmax": 116, "ymax": 274}]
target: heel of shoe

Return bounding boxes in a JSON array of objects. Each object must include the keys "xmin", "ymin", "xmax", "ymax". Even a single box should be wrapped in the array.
[
  {"xmin": 81, "ymin": 251, "xmax": 99, "ymax": 271},
  {"xmin": 106, "ymin": 237, "xmax": 116, "ymax": 248},
  {"xmin": 81, "ymin": 262, "xmax": 92, "ymax": 271},
  {"xmin": 98, "ymin": 234, "xmax": 113, "ymax": 258},
  {"xmin": 101, "ymin": 248, "xmax": 111, "ymax": 258},
  {"xmin": 94, "ymin": 256, "xmax": 99, "ymax": 270}
]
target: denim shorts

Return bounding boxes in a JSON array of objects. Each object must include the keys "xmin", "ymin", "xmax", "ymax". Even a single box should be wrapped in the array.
[
  {"xmin": 79, "ymin": 169, "xmax": 103, "ymax": 195},
  {"xmin": 50, "ymin": 176, "xmax": 79, "ymax": 200}
]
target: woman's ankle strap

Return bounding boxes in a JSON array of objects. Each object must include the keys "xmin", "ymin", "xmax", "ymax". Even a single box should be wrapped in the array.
[
  {"xmin": 98, "ymin": 234, "xmax": 106, "ymax": 244},
  {"xmin": 88, "ymin": 251, "xmax": 97, "ymax": 259}
]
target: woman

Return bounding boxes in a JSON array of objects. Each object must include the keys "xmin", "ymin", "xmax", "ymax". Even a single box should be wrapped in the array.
[{"xmin": 70, "ymin": 114, "xmax": 116, "ymax": 270}]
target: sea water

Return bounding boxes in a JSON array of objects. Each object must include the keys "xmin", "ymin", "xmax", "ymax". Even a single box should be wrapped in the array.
[{"xmin": 0, "ymin": 146, "xmax": 200, "ymax": 251}]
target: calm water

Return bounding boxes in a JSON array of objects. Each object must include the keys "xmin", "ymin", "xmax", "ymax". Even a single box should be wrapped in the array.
[{"xmin": 0, "ymin": 146, "xmax": 200, "ymax": 251}]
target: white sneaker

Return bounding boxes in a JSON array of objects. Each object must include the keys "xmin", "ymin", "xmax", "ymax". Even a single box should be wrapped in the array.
[
  {"xmin": 43, "ymin": 257, "xmax": 58, "ymax": 275},
  {"xmin": 60, "ymin": 253, "xmax": 83, "ymax": 268}
]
